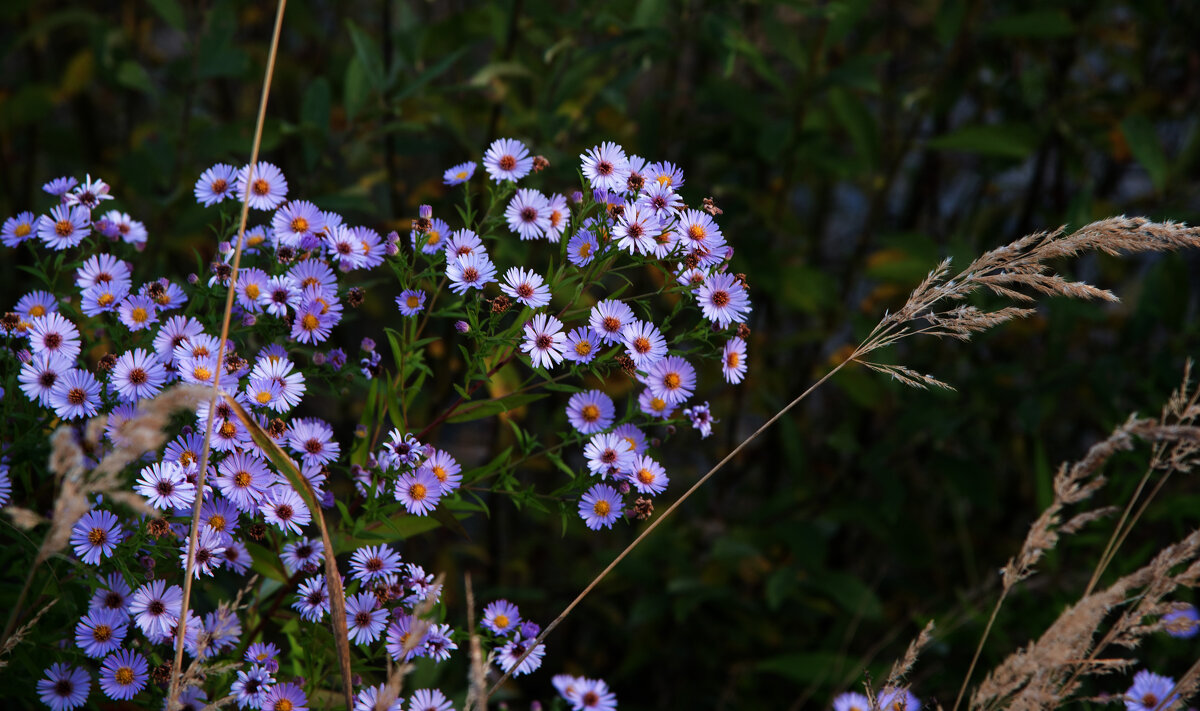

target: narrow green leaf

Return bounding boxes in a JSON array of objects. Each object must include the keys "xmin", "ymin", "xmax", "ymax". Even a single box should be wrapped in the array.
[
  {"xmin": 1121, "ymin": 115, "xmax": 1168, "ymax": 192},
  {"xmin": 447, "ymin": 393, "xmax": 549, "ymax": 423},
  {"xmin": 146, "ymin": 0, "xmax": 186, "ymax": 31},
  {"xmin": 927, "ymin": 124, "xmax": 1039, "ymax": 159}
]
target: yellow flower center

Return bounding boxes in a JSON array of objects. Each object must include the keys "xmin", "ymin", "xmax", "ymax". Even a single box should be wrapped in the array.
[
  {"xmin": 93, "ymin": 624, "xmax": 112, "ymax": 642},
  {"xmin": 656, "ymin": 174, "xmax": 672, "ymax": 186},
  {"xmin": 245, "ymin": 283, "xmax": 261, "ymax": 299},
  {"xmin": 494, "ymin": 614, "xmax": 509, "ymax": 629},
  {"xmin": 209, "ymin": 514, "xmax": 226, "ymax": 531},
  {"xmin": 55, "ymin": 219, "xmax": 74, "ymax": 237},
  {"xmin": 687, "ymin": 224, "xmax": 705, "ymax": 241},
  {"xmin": 28, "ymin": 304, "xmax": 46, "ymax": 317},
  {"xmin": 578, "ymin": 242, "xmax": 592, "ymax": 257},
  {"xmin": 256, "ymin": 390, "xmax": 272, "ymax": 404},
  {"xmin": 131, "ymin": 307, "xmax": 149, "ymax": 323},
  {"xmin": 663, "ymin": 373, "xmax": 681, "ymax": 390},
  {"xmin": 252, "ymin": 178, "xmax": 270, "ymax": 196},
  {"xmin": 248, "ymin": 234, "xmax": 265, "ymax": 247},
  {"xmin": 290, "ymin": 217, "xmax": 309, "ymax": 233},
  {"xmin": 581, "ymin": 404, "xmax": 600, "ymax": 422},
  {"xmin": 637, "ymin": 468, "xmax": 655, "ymax": 484},
  {"xmin": 574, "ymin": 341, "xmax": 592, "ymax": 356},
  {"xmin": 274, "ymin": 700, "xmax": 294, "ymax": 711},
  {"xmin": 14, "ymin": 223, "xmax": 31, "ymax": 238},
  {"xmin": 650, "ymin": 397, "xmax": 667, "ymax": 412},
  {"xmin": 727, "ymin": 352, "xmax": 740, "ymax": 368},
  {"xmin": 219, "ymin": 421, "xmax": 237, "ymax": 438},
  {"xmin": 432, "ymin": 465, "xmax": 447, "ymax": 482},
  {"xmin": 456, "ymin": 171, "xmax": 468, "ymax": 179},
  {"xmin": 193, "ymin": 366, "xmax": 211, "ymax": 381},
  {"xmin": 593, "ymin": 500, "xmax": 611, "ymax": 516},
  {"xmin": 407, "ymin": 295, "xmax": 420, "ymax": 308},
  {"xmin": 98, "ymin": 293, "xmax": 116, "ymax": 307},
  {"xmin": 234, "ymin": 471, "xmax": 252, "ymax": 488},
  {"xmin": 115, "ymin": 667, "xmax": 134, "ymax": 686},
  {"xmin": 87, "ymin": 527, "xmax": 106, "ymax": 545},
  {"xmin": 427, "ymin": 230, "xmax": 441, "ymax": 245},
  {"xmin": 301, "ymin": 313, "xmax": 320, "ymax": 331},
  {"xmin": 410, "ymin": 483, "xmax": 427, "ymax": 500}
]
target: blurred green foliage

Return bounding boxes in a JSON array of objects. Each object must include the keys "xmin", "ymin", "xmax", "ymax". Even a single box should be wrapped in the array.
[{"xmin": 3, "ymin": 0, "xmax": 1200, "ymax": 708}]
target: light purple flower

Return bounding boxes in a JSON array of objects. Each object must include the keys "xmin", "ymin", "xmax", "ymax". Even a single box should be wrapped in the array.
[
  {"xmin": 521, "ymin": 313, "xmax": 567, "ymax": 370},
  {"xmin": 578, "ymin": 483, "xmax": 623, "ymax": 530},
  {"xmin": 483, "ymin": 138, "xmax": 533, "ymax": 182},
  {"xmin": 71, "ymin": 509, "xmax": 124, "ymax": 565}
]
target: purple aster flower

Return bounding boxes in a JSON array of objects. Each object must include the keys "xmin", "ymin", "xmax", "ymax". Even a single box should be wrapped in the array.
[
  {"xmin": 128, "ymin": 579, "xmax": 183, "ymax": 638},
  {"xmin": 18, "ymin": 351, "xmax": 73, "ymax": 406},
  {"xmin": 613, "ymin": 202, "xmax": 662, "ymax": 255},
  {"xmin": 833, "ymin": 692, "xmax": 870, "ymax": 711},
  {"xmin": 408, "ymin": 688, "xmax": 453, "ymax": 711},
  {"xmin": 1124, "ymin": 670, "xmax": 1177, "ymax": 711},
  {"xmin": 260, "ymin": 486, "xmax": 311, "ymax": 535},
  {"xmin": 422, "ymin": 623, "xmax": 458, "ymax": 662},
  {"xmin": 272, "ymin": 200, "xmax": 325, "ymax": 249},
  {"xmin": 245, "ymin": 641, "xmax": 281, "ymax": 668},
  {"xmin": 349, "ymin": 544, "xmax": 403, "ymax": 585},
  {"xmin": 282, "ymin": 538, "xmax": 325, "ymax": 575},
  {"xmin": 261, "ymin": 682, "xmax": 308, "ymax": 711},
  {"xmin": 194, "ymin": 163, "xmax": 237, "ymax": 206},
  {"xmin": 420, "ymin": 447, "xmax": 462, "ymax": 494},
  {"xmin": 260, "ymin": 274, "xmax": 301, "ymax": 317},
  {"xmin": 396, "ymin": 289, "xmax": 426, "ymax": 316},
  {"xmin": 579, "ymin": 483, "xmax": 623, "ymax": 530},
  {"xmin": 152, "ymin": 315, "xmax": 205, "ymax": 365},
  {"xmin": 483, "ymin": 138, "xmax": 533, "ymax": 183},
  {"xmin": 0, "ymin": 465, "xmax": 9, "ymax": 508},
  {"xmin": 636, "ymin": 180, "xmax": 684, "ymax": 220},
  {"xmin": 293, "ymin": 575, "xmax": 332, "ymax": 622},
  {"xmin": 505, "ymin": 188, "xmax": 551, "ymax": 240},
  {"xmin": 643, "ymin": 355, "xmax": 696, "ymax": 406},
  {"xmin": 325, "ymin": 224, "xmax": 362, "ymax": 266},
  {"xmin": 677, "ymin": 265, "xmax": 708, "ymax": 290},
  {"xmin": 546, "ymin": 192, "xmax": 570, "ymax": 238},
  {"xmin": 223, "ymin": 539, "xmax": 252, "ymax": 574},
  {"xmin": 500, "ymin": 267, "xmax": 552, "ymax": 308},
  {"xmin": 722, "ymin": 337, "xmax": 748, "ymax": 384},
  {"xmin": 521, "ymin": 313, "xmax": 567, "ymax": 370},
  {"xmin": 354, "ymin": 685, "xmax": 404, "ymax": 711},
  {"xmin": 43, "ymin": 175, "xmax": 78, "ymax": 198},
  {"xmin": 583, "ymin": 431, "xmax": 637, "ymax": 477},
  {"xmin": 444, "ymin": 160, "xmax": 477, "ymax": 186},
  {"xmin": 38, "ymin": 204, "xmax": 91, "ymax": 250},
  {"xmin": 75, "ymin": 253, "xmax": 132, "ymax": 291},
  {"xmin": 613, "ymin": 423, "xmax": 648, "ymax": 454},
  {"xmin": 628, "ymin": 454, "xmax": 669, "ymax": 495},
  {"xmin": 98, "ymin": 649, "xmax": 147, "ymax": 701},
  {"xmin": 49, "ymin": 368, "xmax": 102, "ymax": 420},
  {"xmin": 682, "ymin": 401, "xmax": 717, "ymax": 439},
  {"xmin": 79, "ymin": 282, "xmax": 129, "ymax": 317},
  {"xmin": 231, "ymin": 667, "xmax": 275, "ymax": 708},
  {"xmin": 37, "ymin": 663, "xmax": 90, "ymax": 711},
  {"xmin": 346, "ymin": 591, "xmax": 389, "ymax": 645},
  {"xmin": 678, "ymin": 209, "xmax": 728, "ymax": 265},
  {"xmin": 647, "ymin": 160, "xmax": 685, "ymax": 189},
  {"xmin": 588, "ymin": 299, "xmax": 636, "ymax": 346},
  {"xmin": 482, "ymin": 599, "xmax": 521, "ymax": 636},
  {"xmin": 89, "ymin": 572, "xmax": 131, "ymax": 614},
  {"xmin": 66, "ymin": 175, "xmax": 112, "ymax": 209},
  {"xmin": 1163, "ymin": 603, "xmax": 1199, "ymax": 638},
  {"xmin": 74, "ymin": 608, "xmax": 128, "ymax": 659},
  {"xmin": 876, "ymin": 688, "xmax": 921, "ymax": 711},
  {"xmin": 621, "ymin": 319, "xmax": 667, "ymax": 369},
  {"xmin": 561, "ymin": 327, "xmax": 602, "ymax": 365},
  {"xmin": 70, "ymin": 509, "xmax": 124, "ymax": 565},
  {"xmin": 327, "ymin": 348, "xmax": 347, "ymax": 370},
  {"xmin": 110, "ymin": 348, "xmax": 166, "ymax": 402},
  {"xmin": 698, "ymin": 272, "xmax": 752, "ymax": 328},
  {"xmin": 135, "ymin": 461, "xmax": 195, "ymax": 511},
  {"xmin": 250, "ymin": 355, "xmax": 307, "ymax": 412},
  {"xmin": 380, "ymin": 430, "xmax": 425, "ymax": 471},
  {"xmin": 395, "ymin": 467, "xmax": 442, "ymax": 515},
  {"xmin": 29, "ymin": 312, "xmax": 82, "ymax": 361},
  {"xmin": 102, "ymin": 211, "xmax": 148, "ymax": 247},
  {"xmin": 180, "ymin": 527, "xmax": 226, "ymax": 578},
  {"xmin": 16, "ymin": 291, "xmax": 58, "ymax": 324},
  {"xmin": 291, "ymin": 302, "xmax": 333, "ymax": 344},
  {"xmin": 411, "ymin": 217, "xmax": 450, "ymax": 254},
  {"xmin": 454, "ymin": 320, "xmax": 470, "ymax": 333},
  {"xmin": 566, "ymin": 389, "xmax": 615, "ymax": 435},
  {"xmin": 553, "ymin": 675, "xmax": 584, "ymax": 706},
  {"xmin": 235, "ymin": 161, "xmax": 288, "ymax": 211},
  {"xmin": 443, "ymin": 230, "xmax": 484, "ymax": 263},
  {"xmin": 446, "ymin": 251, "xmax": 498, "ymax": 294},
  {"xmin": 2, "ymin": 211, "xmax": 38, "ymax": 247},
  {"xmin": 348, "ymin": 225, "xmax": 387, "ymax": 268},
  {"xmin": 117, "ymin": 294, "xmax": 159, "ymax": 332},
  {"xmin": 141, "ymin": 279, "xmax": 187, "ymax": 311},
  {"xmin": 567, "ymin": 227, "xmax": 599, "ymax": 267},
  {"xmin": 386, "ymin": 613, "xmax": 428, "ymax": 661},
  {"xmin": 496, "ymin": 634, "xmax": 545, "ymax": 677},
  {"xmin": 200, "ymin": 496, "xmax": 240, "ymax": 537},
  {"xmin": 233, "ymin": 267, "xmax": 269, "ymax": 313},
  {"xmin": 289, "ymin": 256, "xmax": 337, "ymax": 295},
  {"xmin": 581, "ymin": 142, "xmax": 631, "ymax": 193},
  {"xmin": 574, "ymin": 678, "xmax": 618, "ymax": 710}
]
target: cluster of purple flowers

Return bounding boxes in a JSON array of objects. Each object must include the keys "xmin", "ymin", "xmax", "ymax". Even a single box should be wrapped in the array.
[
  {"xmin": 9, "ymin": 131, "xmax": 752, "ymax": 707},
  {"xmin": 553, "ymin": 673, "xmax": 618, "ymax": 710}
]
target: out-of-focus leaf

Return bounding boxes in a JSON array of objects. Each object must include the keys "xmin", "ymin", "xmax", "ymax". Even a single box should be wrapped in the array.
[
  {"xmin": 1121, "ymin": 115, "xmax": 1168, "ymax": 191},
  {"xmin": 344, "ymin": 57, "xmax": 370, "ymax": 121},
  {"xmin": 828, "ymin": 88, "xmax": 880, "ymax": 170},
  {"xmin": 146, "ymin": 0, "xmax": 186, "ymax": 32},
  {"xmin": 115, "ymin": 61, "xmax": 154, "ymax": 94},
  {"xmin": 983, "ymin": 9, "xmax": 1075, "ymax": 38},
  {"xmin": 346, "ymin": 19, "xmax": 386, "ymax": 91},
  {"xmin": 927, "ymin": 124, "xmax": 1039, "ymax": 159},
  {"xmin": 393, "ymin": 47, "xmax": 469, "ymax": 103},
  {"xmin": 805, "ymin": 571, "xmax": 883, "ymax": 619},
  {"xmin": 754, "ymin": 652, "xmax": 854, "ymax": 683},
  {"xmin": 447, "ymin": 393, "xmax": 548, "ymax": 423}
]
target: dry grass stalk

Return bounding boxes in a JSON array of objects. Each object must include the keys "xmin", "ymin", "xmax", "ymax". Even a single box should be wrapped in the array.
[
  {"xmin": 972, "ymin": 529, "xmax": 1200, "ymax": 711},
  {"xmin": 0, "ymin": 599, "xmax": 56, "ymax": 668},
  {"xmin": 886, "ymin": 621, "xmax": 936, "ymax": 691},
  {"xmin": 371, "ymin": 574, "xmax": 444, "ymax": 710},
  {"xmin": 855, "ymin": 217, "xmax": 1200, "ymax": 384},
  {"xmin": 167, "ymin": 0, "xmax": 289, "ymax": 706},
  {"xmin": 465, "ymin": 572, "xmax": 489, "ymax": 711}
]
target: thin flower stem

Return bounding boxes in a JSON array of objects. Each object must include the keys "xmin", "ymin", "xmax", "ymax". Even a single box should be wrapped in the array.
[
  {"xmin": 951, "ymin": 587, "xmax": 1010, "ymax": 711},
  {"xmin": 484, "ymin": 352, "xmax": 858, "ymax": 699},
  {"xmin": 1083, "ymin": 453, "xmax": 1160, "ymax": 597},
  {"xmin": 167, "ymin": 1, "xmax": 289, "ymax": 708}
]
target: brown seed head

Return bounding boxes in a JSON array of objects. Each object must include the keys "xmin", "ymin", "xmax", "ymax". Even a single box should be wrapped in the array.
[
  {"xmin": 97, "ymin": 353, "xmax": 118, "ymax": 371},
  {"xmin": 633, "ymin": 496, "xmax": 654, "ymax": 520},
  {"xmin": 347, "ymin": 287, "xmax": 365, "ymax": 307},
  {"xmin": 702, "ymin": 196, "xmax": 723, "ymax": 216},
  {"xmin": 491, "ymin": 295, "xmax": 512, "ymax": 314},
  {"xmin": 147, "ymin": 518, "xmax": 173, "ymax": 538},
  {"xmin": 615, "ymin": 354, "xmax": 637, "ymax": 376}
]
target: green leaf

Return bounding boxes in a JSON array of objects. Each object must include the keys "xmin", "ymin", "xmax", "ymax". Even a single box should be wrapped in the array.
[
  {"xmin": 244, "ymin": 541, "xmax": 287, "ymax": 583},
  {"xmin": 828, "ymin": 88, "xmax": 880, "ymax": 170},
  {"xmin": 301, "ymin": 77, "xmax": 332, "ymax": 134},
  {"xmin": 755, "ymin": 652, "xmax": 853, "ymax": 684},
  {"xmin": 345, "ymin": 20, "xmax": 386, "ymax": 91},
  {"xmin": 927, "ymin": 124, "xmax": 1039, "ymax": 159},
  {"xmin": 446, "ymin": 393, "xmax": 549, "ymax": 423},
  {"xmin": 393, "ymin": 47, "xmax": 469, "ymax": 103},
  {"xmin": 344, "ymin": 57, "xmax": 370, "ymax": 121},
  {"xmin": 115, "ymin": 61, "xmax": 154, "ymax": 94},
  {"xmin": 1121, "ymin": 115, "xmax": 1168, "ymax": 192}
]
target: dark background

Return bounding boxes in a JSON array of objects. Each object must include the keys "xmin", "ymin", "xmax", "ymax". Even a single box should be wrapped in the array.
[{"xmin": 3, "ymin": 0, "xmax": 1200, "ymax": 708}]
